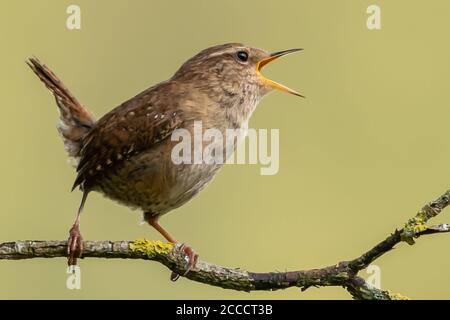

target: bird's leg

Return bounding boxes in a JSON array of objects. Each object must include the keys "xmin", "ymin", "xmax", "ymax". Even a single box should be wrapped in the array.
[
  {"xmin": 67, "ymin": 191, "xmax": 88, "ymax": 266},
  {"xmin": 145, "ymin": 213, "xmax": 198, "ymax": 278}
]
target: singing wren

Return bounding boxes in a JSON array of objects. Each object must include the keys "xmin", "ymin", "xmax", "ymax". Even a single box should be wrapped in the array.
[{"xmin": 27, "ymin": 43, "xmax": 302, "ymax": 273}]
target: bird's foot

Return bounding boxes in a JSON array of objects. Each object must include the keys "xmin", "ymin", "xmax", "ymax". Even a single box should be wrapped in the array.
[
  {"xmin": 180, "ymin": 243, "xmax": 199, "ymax": 272},
  {"xmin": 170, "ymin": 243, "xmax": 199, "ymax": 281},
  {"xmin": 67, "ymin": 223, "xmax": 83, "ymax": 266}
]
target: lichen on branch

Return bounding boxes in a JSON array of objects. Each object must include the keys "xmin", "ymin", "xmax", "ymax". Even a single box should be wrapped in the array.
[{"xmin": 1, "ymin": 189, "xmax": 450, "ymax": 299}]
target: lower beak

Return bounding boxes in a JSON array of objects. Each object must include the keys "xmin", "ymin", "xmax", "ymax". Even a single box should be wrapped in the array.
[{"xmin": 256, "ymin": 48, "xmax": 304, "ymax": 97}]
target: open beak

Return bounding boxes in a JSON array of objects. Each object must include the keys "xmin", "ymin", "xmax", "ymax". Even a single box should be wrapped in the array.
[{"xmin": 256, "ymin": 48, "xmax": 304, "ymax": 97}]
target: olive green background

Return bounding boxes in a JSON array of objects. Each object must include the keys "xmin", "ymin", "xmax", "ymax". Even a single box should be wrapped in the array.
[{"xmin": 1, "ymin": 0, "xmax": 449, "ymax": 299}]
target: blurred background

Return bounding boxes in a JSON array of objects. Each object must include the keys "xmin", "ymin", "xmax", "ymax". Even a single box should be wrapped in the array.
[{"xmin": 1, "ymin": 0, "xmax": 449, "ymax": 299}]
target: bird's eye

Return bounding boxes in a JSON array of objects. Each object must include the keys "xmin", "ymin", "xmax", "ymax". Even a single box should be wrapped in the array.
[{"xmin": 236, "ymin": 51, "xmax": 249, "ymax": 62}]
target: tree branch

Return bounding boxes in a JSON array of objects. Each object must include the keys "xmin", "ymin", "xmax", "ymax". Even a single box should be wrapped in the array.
[{"xmin": 1, "ymin": 189, "xmax": 449, "ymax": 299}]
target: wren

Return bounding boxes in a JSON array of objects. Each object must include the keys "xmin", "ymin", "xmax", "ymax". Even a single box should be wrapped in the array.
[{"xmin": 27, "ymin": 43, "xmax": 302, "ymax": 274}]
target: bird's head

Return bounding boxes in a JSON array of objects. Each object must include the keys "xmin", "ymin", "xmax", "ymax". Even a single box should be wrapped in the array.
[{"xmin": 172, "ymin": 43, "xmax": 303, "ymax": 106}]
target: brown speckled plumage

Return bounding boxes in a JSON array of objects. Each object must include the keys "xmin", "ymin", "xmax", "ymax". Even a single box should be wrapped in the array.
[{"xmin": 28, "ymin": 43, "xmax": 301, "ymax": 270}]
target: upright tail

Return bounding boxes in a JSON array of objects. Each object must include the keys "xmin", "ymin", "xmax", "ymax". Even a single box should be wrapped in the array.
[{"xmin": 27, "ymin": 57, "xmax": 96, "ymax": 167}]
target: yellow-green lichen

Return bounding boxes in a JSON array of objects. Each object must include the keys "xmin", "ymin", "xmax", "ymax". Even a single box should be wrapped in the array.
[
  {"xmin": 130, "ymin": 238, "xmax": 174, "ymax": 258},
  {"xmin": 401, "ymin": 216, "xmax": 427, "ymax": 245},
  {"xmin": 387, "ymin": 291, "xmax": 410, "ymax": 300}
]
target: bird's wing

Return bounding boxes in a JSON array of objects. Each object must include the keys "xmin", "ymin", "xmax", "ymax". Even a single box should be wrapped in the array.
[{"xmin": 72, "ymin": 86, "xmax": 183, "ymax": 190}]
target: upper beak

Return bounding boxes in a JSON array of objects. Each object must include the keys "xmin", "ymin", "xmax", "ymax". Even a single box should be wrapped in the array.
[{"xmin": 256, "ymin": 48, "xmax": 304, "ymax": 98}]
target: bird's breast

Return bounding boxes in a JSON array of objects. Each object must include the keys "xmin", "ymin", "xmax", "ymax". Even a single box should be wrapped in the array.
[{"xmin": 93, "ymin": 140, "xmax": 222, "ymax": 215}]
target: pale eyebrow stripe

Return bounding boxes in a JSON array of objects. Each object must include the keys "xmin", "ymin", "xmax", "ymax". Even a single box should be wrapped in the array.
[{"xmin": 206, "ymin": 47, "xmax": 245, "ymax": 59}]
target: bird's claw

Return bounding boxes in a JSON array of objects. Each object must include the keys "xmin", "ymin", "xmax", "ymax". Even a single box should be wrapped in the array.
[
  {"xmin": 170, "ymin": 243, "xmax": 199, "ymax": 282},
  {"xmin": 67, "ymin": 224, "xmax": 83, "ymax": 266}
]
